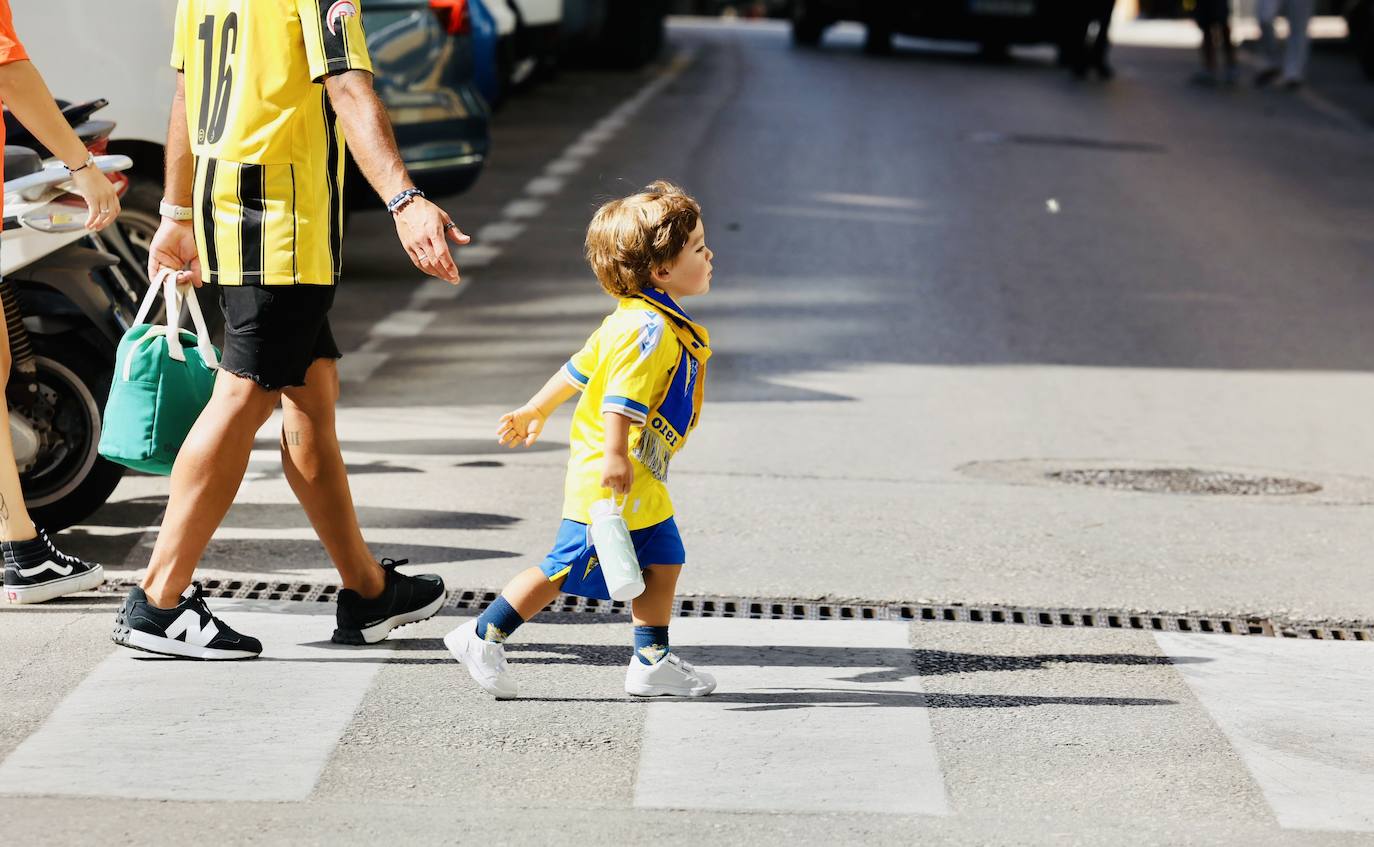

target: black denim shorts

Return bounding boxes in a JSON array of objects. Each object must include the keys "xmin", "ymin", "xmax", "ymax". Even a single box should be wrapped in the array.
[{"xmin": 217, "ymin": 284, "xmax": 341, "ymax": 390}]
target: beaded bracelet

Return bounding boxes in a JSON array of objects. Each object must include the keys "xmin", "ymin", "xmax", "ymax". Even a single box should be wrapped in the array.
[{"xmin": 387, "ymin": 187, "xmax": 425, "ymax": 215}]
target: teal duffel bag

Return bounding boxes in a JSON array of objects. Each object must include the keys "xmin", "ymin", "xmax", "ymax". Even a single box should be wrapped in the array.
[{"xmin": 98, "ymin": 268, "xmax": 220, "ymax": 475}]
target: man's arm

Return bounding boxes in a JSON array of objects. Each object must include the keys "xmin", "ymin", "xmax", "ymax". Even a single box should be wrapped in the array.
[
  {"xmin": 0, "ymin": 60, "xmax": 121, "ymax": 231},
  {"xmin": 324, "ymin": 69, "xmax": 469, "ymax": 284},
  {"xmin": 145, "ymin": 73, "xmax": 201, "ymax": 286},
  {"xmin": 163, "ymin": 74, "xmax": 193, "ymax": 206}
]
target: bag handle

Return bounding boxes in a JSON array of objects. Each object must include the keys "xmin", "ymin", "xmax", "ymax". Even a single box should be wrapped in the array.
[
  {"xmin": 156, "ymin": 271, "xmax": 218, "ymax": 370},
  {"xmin": 178, "ymin": 280, "xmax": 219, "ymax": 371},
  {"xmin": 132, "ymin": 267, "xmax": 177, "ymax": 327}
]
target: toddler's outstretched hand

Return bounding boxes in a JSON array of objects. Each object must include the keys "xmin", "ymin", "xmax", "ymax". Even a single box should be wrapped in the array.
[{"xmin": 497, "ymin": 404, "xmax": 546, "ymax": 448}]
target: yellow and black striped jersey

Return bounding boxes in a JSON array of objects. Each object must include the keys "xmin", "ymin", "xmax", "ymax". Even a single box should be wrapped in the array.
[{"xmin": 171, "ymin": 0, "xmax": 372, "ymax": 285}]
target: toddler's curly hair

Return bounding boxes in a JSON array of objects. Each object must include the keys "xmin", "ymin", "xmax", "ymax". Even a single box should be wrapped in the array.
[{"xmin": 585, "ymin": 181, "xmax": 701, "ymax": 297}]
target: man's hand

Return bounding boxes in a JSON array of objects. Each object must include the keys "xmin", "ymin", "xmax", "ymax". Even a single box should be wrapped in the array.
[
  {"xmin": 497, "ymin": 403, "xmax": 548, "ymax": 448},
  {"xmin": 601, "ymin": 452, "xmax": 634, "ymax": 496},
  {"xmin": 147, "ymin": 219, "xmax": 201, "ymax": 287},
  {"xmin": 393, "ymin": 197, "xmax": 469, "ymax": 284}
]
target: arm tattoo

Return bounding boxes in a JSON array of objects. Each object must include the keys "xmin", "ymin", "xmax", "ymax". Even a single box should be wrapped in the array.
[{"xmin": 285, "ymin": 430, "xmax": 304, "ymax": 447}]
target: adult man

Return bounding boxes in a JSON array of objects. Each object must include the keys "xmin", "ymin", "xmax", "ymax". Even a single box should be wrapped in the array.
[
  {"xmin": 1255, "ymin": 0, "xmax": 1314, "ymax": 88},
  {"xmin": 113, "ymin": 0, "xmax": 469, "ymax": 659}
]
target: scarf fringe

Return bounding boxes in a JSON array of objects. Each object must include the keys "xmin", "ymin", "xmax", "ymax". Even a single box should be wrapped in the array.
[{"xmin": 633, "ymin": 429, "xmax": 673, "ymax": 482}]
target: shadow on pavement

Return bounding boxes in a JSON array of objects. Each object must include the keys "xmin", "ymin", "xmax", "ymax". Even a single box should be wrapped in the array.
[
  {"xmin": 61, "ymin": 496, "xmax": 521, "ymax": 532},
  {"xmin": 401, "ymin": 640, "xmax": 1213, "ymax": 682},
  {"xmin": 520, "ymin": 690, "xmax": 1176, "ymax": 710}
]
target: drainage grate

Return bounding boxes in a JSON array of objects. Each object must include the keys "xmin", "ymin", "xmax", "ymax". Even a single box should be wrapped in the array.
[
  {"xmin": 969, "ymin": 131, "xmax": 1167, "ymax": 154},
  {"xmin": 94, "ymin": 580, "xmax": 1373, "ymax": 642},
  {"xmin": 1047, "ymin": 468, "xmax": 1322, "ymax": 496}
]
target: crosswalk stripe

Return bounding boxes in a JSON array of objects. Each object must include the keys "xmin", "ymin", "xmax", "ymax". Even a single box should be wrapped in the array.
[
  {"xmin": 0, "ymin": 603, "xmax": 389, "ymax": 802},
  {"xmin": 634, "ymin": 619, "xmax": 949, "ymax": 815},
  {"xmin": 1156, "ymin": 633, "xmax": 1374, "ymax": 833}
]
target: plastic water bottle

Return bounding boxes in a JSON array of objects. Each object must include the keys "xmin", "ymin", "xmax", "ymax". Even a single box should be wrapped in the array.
[{"xmin": 588, "ymin": 497, "xmax": 644, "ymax": 601}]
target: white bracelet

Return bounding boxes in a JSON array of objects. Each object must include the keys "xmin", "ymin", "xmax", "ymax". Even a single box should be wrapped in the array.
[{"xmin": 159, "ymin": 200, "xmax": 194, "ymax": 222}]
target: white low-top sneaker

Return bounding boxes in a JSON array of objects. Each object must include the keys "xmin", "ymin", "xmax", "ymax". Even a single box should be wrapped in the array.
[
  {"xmin": 444, "ymin": 619, "xmax": 518, "ymax": 699},
  {"xmin": 625, "ymin": 652, "xmax": 717, "ymax": 697}
]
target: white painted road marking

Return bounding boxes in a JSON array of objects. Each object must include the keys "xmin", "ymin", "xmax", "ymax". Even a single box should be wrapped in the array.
[
  {"xmin": 1156, "ymin": 633, "xmax": 1374, "ymax": 833},
  {"xmin": 0, "ymin": 605, "xmax": 389, "ymax": 802},
  {"xmin": 634, "ymin": 619, "xmax": 949, "ymax": 816}
]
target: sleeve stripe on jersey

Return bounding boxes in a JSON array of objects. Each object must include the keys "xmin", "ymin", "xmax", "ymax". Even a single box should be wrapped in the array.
[
  {"xmin": 315, "ymin": 0, "xmax": 350, "ymax": 67},
  {"xmin": 602, "ymin": 396, "xmax": 649, "ymax": 424},
  {"xmin": 562, "ymin": 362, "xmax": 589, "ymax": 389}
]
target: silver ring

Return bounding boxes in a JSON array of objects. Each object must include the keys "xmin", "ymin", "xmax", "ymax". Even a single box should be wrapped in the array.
[
  {"xmin": 444, "ymin": 222, "xmax": 458, "ymax": 230},
  {"xmin": 417, "ymin": 253, "xmax": 428, "ymax": 260}
]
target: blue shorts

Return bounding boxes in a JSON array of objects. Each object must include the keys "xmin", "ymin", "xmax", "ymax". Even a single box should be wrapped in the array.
[{"xmin": 540, "ymin": 517, "xmax": 685, "ymax": 600}]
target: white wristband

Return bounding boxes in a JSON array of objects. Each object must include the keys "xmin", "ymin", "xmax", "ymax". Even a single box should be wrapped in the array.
[{"xmin": 159, "ymin": 201, "xmax": 194, "ymax": 222}]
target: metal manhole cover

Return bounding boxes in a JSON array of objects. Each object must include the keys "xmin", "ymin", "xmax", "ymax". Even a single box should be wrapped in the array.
[{"xmin": 1046, "ymin": 468, "xmax": 1322, "ymax": 496}]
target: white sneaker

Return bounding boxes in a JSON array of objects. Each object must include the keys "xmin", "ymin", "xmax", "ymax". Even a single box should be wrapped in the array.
[
  {"xmin": 625, "ymin": 652, "xmax": 717, "ymax": 697},
  {"xmin": 444, "ymin": 619, "xmax": 518, "ymax": 700}
]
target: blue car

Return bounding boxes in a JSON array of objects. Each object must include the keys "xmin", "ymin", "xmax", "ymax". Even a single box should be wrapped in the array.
[{"xmin": 349, "ymin": 0, "xmax": 491, "ymax": 200}]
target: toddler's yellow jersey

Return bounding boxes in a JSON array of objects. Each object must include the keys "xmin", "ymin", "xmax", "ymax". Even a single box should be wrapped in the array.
[
  {"xmin": 171, "ymin": 0, "xmax": 372, "ymax": 285},
  {"xmin": 560, "ymin": 299, "xmax": 687, "ymax": 531}
]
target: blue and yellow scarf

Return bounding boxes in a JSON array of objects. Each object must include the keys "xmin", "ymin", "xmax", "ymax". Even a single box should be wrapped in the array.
[{"xmin": 630, "ymin": 288, "xmax": 711, "ymax": 481}]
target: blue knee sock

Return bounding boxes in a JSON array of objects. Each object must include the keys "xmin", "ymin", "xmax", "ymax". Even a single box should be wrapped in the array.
[
  {"xmin": 634, "ymin": 625, "xmax": 670, "ymax": 665},
  {"xmin": 475, "ymin": 596, "xmax": 524, "ymax": 643}
]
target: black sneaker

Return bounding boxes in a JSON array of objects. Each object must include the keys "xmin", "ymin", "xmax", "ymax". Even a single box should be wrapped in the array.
[
  {"xmin": 112, "ymin": 584, "xmax": 262, "ymax": 660},
  {"xmin": 332, "ymin": 559, "xmax": 446, "ymax": 645},
  {"xmin": 3, "ymin": 528, "xmax": 104, "ymax": 604}
]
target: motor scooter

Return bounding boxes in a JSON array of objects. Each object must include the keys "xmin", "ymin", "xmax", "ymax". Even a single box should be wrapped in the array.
[{"xmin": 3, "ymin": 145, "xmax": 136, "ymax": 530}]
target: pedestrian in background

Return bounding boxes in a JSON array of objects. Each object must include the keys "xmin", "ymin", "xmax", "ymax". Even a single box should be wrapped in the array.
[
  {"xmin": 447, "ymin": 181, "xmax": 717, "ymax": 701},
  {"xmin": 1066, "ymin": 0, "xmax": 1118, "ymax": 80},
  {"xmin": 1191, "ymin": 0, "xmax": 1238, "ymax": 86},
  {"xmin": 0, "ymin": 0, "xmax": 116, "ymax": 604},
  {"xmin": 1254, "ymin": 0, "xmax": 1313, "ymax": 88}
]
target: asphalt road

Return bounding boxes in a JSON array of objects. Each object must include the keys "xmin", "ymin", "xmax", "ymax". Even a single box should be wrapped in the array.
[
  {"xmin": 5, "ymin": 17, "xmax": 1374, "ymax": 845},
  {"xmin": 61, "ymin": 16, "xmax": 1374, "ymax": 622}
]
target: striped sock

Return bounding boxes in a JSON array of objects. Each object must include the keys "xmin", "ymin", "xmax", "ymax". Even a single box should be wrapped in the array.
[
  {"xmin": 475, "ymin": 596, "xmax": 524, "ymax": 643},
  {"xmin": 634, "ymin": 625, "xmax": 670, "ymax": 665}
]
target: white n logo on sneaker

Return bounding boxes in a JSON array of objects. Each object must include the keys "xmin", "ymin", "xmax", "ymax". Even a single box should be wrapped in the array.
[
  {"xmin": 17, "ymin": 560, "xmax": 74, "ymax": 579},
  {"xmin": 166, "ymin": 610, "xmax": 219, "ymax": 647}
]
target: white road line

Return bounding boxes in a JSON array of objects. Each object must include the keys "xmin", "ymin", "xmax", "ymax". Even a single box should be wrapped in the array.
[
  {"xmin": 475, "ymin": 221, "xmax": 527, "ymax": 243},
  {"xmin": 524, "ymin": 176, "xmax": 565, "ymax": 196},
  {"xmin": 501, "ymin": 199, "xmax": 547, "ymax": 219},
  {"xmin": 368, "ymin": 309, "xmax": 436, "ymax": 338},
  {"xmin": 545, "ymin": 158, "xmax": 583, "ymax": 177},
  {"xmin": 0, "ymin": 604, "xmax": 388, "ymax": 802},
  {"xmin": 336, "ymin": 351, "xmax": 392, "ymax": 383},
  {"xmin": 454, "ymin": 244, "xmax": 503, "ymax": 267},
  {"xmin": 412, "ymin": 278, "xmax": 467, "ymax": 301},
  {"xmin": 1156, "ymin": 633, "xmax": 1374, "ymax": 833},
  {"xmin": 634, "ymin": 619, "xmax": 949, "ymax": 816}
]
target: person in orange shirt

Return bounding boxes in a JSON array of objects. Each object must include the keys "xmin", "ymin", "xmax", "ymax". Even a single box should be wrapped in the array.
[{"xmin": 0, "ymin": 0, "xmax": 122, "ymax": 604}]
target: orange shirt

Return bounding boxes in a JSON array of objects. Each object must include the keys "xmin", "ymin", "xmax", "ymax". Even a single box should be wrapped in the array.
[{"xmin": 0, "ymin": 0, "xmax": 30, "ymax": 219}]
